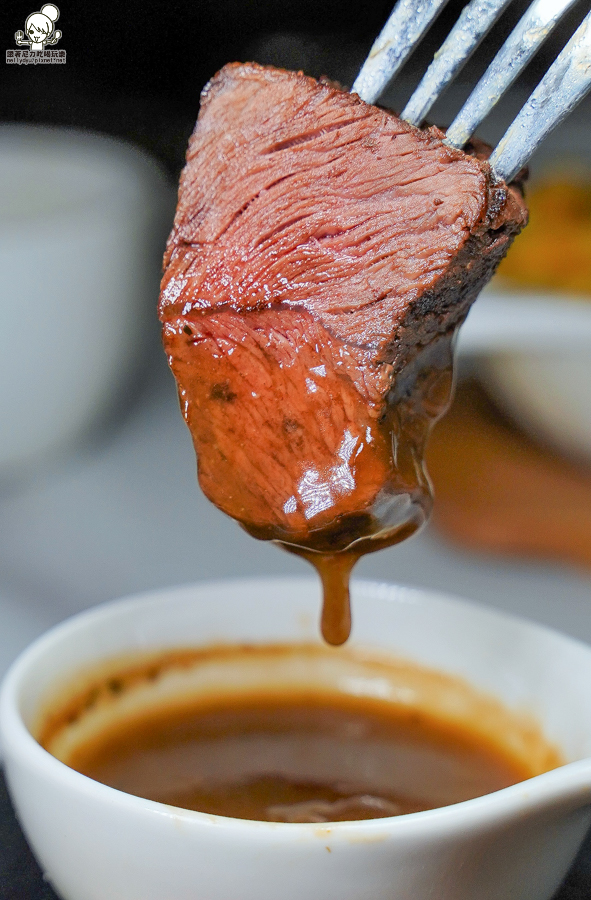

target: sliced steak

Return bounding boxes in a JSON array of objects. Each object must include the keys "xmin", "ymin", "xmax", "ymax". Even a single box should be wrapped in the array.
[{"xmin": 159, "ymin": 62, "xmax": 527, "ymax": 552}]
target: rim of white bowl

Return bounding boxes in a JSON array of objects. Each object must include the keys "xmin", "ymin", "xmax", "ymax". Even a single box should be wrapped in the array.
[{"xmin": 2, "ymin": 577, "xmax": 591, "ymax": 839}]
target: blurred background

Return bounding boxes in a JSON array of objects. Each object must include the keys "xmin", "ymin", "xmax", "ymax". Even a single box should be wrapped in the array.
[{"xmin": 1, "ymin": 0, "xmax": 591, "ymax": 683}]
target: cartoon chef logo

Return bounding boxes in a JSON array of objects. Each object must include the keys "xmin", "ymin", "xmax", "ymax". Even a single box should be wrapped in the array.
[{"xmin": 15, "ymin": 5, "xmax": 61, "ymax": 51}]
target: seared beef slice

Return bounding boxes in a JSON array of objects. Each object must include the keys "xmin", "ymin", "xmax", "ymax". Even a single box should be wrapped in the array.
[{"xmin": 160, "ymin": 63, "xmax": 527, "ymax": 550}]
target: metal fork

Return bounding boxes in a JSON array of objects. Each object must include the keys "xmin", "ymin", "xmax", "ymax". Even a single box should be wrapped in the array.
[{"xmin": 352, "ymin": 0, "xmax": 591, "ymax": 183}]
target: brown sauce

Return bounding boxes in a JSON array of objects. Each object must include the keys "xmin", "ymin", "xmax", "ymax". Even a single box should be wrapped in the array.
[
  {"xmin": 40, "ymin": 645, "xmax": 561, "ymax": 824},
  {"xmin": 289, "ymin": 520, "xmax": 418, "ymax": 645},
  {"xmin": 273, "ymin": 336, "xmax": 456, "ymax": 645},
  {"xmin": 62, "ymin": 693, "xmax": 535, "ymax": 822}
]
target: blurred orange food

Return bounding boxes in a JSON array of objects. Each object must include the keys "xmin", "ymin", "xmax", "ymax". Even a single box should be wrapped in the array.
[
  {"xmin": 427, "ymin": 381, "xmax": 591, "ymax": 570},
  {"xmin": 497, "ymin": 179, "xmax": 591, "ymax": 297}
]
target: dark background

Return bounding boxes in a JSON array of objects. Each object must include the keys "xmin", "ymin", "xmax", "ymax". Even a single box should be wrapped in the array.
[{"xmin": 2, "ymin": 0, "xmax": 589, "ymax": 179}]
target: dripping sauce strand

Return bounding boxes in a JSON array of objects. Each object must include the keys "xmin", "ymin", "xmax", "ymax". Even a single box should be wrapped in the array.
[
  {"xmin": 317, "ymin": 553, "xmax": 356, "ymax": 645},
  {"xmin": 298, "ymin": 551, "xmax": 358, "ymax": 646},
  {"xmin": 285, "ymin": 519, "xmax": 421, "ymax": 645}
]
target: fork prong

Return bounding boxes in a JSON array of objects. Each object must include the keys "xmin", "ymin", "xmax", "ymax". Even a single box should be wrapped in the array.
[
  {"xmin": 402, "ymin": 0, "xmax": 512, "ymax": 127},
  {"xmin": 352, "ymin": 0, "xmax": 452, "ymax": 105},
  {"xmin": 445, "ymin": 0, "xmax": 581, "ymax": 149},
  {"xmin": 490, "ymin": 11, "xmax": 591, "ymax": 182}
]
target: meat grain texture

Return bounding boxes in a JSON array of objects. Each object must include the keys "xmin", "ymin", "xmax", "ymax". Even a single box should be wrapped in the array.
[{"xmin": 160, "ymin": 63, "xmax": 527, "ymax": 553}]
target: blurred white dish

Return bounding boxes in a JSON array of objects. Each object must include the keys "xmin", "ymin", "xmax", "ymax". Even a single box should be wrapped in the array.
[
  {"xmin": 459, "ymin": 146, "xmax": 591, "ymax": 458},
  {"xmin": 458, "ymin": 138, "xmax": 591, "ymax": 355},
  {"xmin": 2, "ymin": 578, "xmax": 591, "ymax": 900},
  {"xmin": 483, "ymin": 351, "xmax": 591, "ymax": 461},
  {"xmin": 458, "ymin": 290, "xmax": 591, "ymax": 354},
  {"xmin": 0, "ymin": 124, "xmax": 174, "ymax": 477}
]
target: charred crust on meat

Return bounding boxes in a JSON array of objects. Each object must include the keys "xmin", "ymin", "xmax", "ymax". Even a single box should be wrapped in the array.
[
  {"xmin": 210, "ymin": 381, "xmax": 237, "ymax": 402},
  {"xmin": 282, "ymin": 417, "xmax": 301, "ymax": 434}
]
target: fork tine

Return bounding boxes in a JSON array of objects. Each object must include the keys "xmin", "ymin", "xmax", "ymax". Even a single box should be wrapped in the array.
[
  {"xmin": 445, "ymin": 0, "xmax": 580, "ymax": 149},
  {"xmin": 402, "ymin": 0, "xmax": 512, "ymax": 127},
  {"xmin": 490, "ymin": 11, "xmax": 591, "ymax": 182},
  {"xmin": 352, "ymin": 0, "xmax": 452, "ymax": 104}
]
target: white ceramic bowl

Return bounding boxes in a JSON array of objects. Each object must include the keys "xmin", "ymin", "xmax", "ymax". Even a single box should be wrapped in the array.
[
  {"xmin": 2, "ymin": 578, "xmax": 591, "ymax": 900},
  {"xmin": 0, "ymin": 124, "xmax": 175, "ymax": 476}
]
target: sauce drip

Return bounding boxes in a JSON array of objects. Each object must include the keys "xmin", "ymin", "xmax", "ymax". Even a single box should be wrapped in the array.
[
  {"xmin": 289, "ymin": 518, "xmax": 420, "ymax": 644},
  {"xmin": 295, "ymin": 551, "xmax": 358, "ymax": 646},
  {"xmin": 173, "ymin": 314, "xmax": 456, "ymax": 645},
  {"xmin": 274, "ymin": 336, "xmax": 456, "ymax": 644},
  {"xmin": 316, "ymin": 553, "xmax": 356, "ymax": 646}
]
